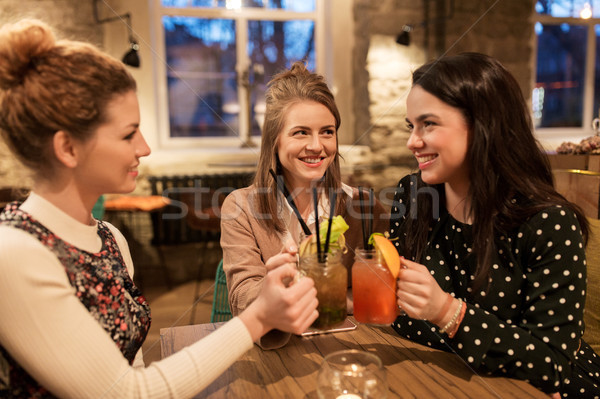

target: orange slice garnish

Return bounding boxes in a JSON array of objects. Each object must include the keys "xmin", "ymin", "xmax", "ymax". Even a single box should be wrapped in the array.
[{"xmin": 370, "ymin": 233, "xmax": 400, "ymax": 278}]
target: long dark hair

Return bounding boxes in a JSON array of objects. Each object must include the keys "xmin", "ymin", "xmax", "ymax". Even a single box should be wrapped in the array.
[
  {"xmin": 403, "ymin": 52, "xmax": 589, "ymax": 290},
  {"xmin": 254, "ymin": 61, "xmax": 344, "ymax": 233}
]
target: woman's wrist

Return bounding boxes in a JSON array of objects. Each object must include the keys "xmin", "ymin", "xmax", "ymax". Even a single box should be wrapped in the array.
[
  {"xmin": 431, "ymin": 293, "xmax": 454, "ymax": 326},
  {"xmin": 435, "ymin": 297, "xmax": 461, "ymax": 330},
  {"xmin": 439, "ymin": 298, "xmax": 464, "ymax": 335},
  {"xmin": 447, "ymin": 301, "xmax": 466, "ymax": 338},
  {"xmin": 239, "ymin": 302, "xmax": 270, "ymax": 342}
]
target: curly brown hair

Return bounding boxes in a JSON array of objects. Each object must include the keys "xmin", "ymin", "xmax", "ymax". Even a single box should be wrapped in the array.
[{"xmin": 0, "ymin": 19, "xmax": 136, "ymax": 178}]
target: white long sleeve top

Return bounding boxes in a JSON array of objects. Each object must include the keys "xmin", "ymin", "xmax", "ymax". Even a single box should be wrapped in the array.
[{"xmin": 0, "ymin": 192, "xmax": 253, "ymax": 398}]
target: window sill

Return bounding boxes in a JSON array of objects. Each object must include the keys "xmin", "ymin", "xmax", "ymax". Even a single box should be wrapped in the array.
[{"xmin": 535, "ymin": 127, "xmax": 596, "ymax": 151}]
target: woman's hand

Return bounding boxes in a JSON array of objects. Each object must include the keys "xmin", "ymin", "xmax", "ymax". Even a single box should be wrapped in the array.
[
  {"xmin": 265, "ymin": 238, "xmax": 298, "ymax": 286},
  {"xmin": 396, "ymin": 257, "xmax": 449, "ymax": 324},
  {"xmin": 265, "ymin": 251, "xmax": 297, "ymax": 273},
  {"xmin": 239, "ymin": 241, "xmax": 318, "ymax": 341},
  {"xmin": 241, "ymin": 263, "xmax": 318, "ymax": 340}
]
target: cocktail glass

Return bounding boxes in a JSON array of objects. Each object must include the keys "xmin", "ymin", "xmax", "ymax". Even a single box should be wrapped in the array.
[
  {"xmin": 351, "ymin": 249, "xmax": 397, "ymax": 325},
  {"xmin": 299, "ymin": 251, "xmax": 347, "ymax": 329}
]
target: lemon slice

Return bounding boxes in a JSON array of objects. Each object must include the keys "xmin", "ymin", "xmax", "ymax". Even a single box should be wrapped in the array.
[
  {"xmin": 370, "ymin": 233, "xmax": 400, "ymax": 278},
  {"xmin": 299, "ymin": 234, "xmax": 316, "ymax": 257}
]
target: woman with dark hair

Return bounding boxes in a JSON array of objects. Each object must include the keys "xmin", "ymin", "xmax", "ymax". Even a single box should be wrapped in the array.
[
  {"xmin": 390, "ymin": 52, "xmax": 599, "ymax": 397},
  {"xmin": 221, "ymin": 61, "xmax": 389, "ymax": 349},
  {"xmin": 0, "ymin": 19, "xmax": 318, "ymax": 398}
]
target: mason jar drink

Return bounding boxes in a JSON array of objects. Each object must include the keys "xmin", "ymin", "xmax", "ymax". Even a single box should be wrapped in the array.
[
  {"xmin": 352, "ymin": 249, "xmax": 397, "ymax": 324},
  {"xmin": 299, "ymin": 251, "xmax": 347, "ymax": 329}
]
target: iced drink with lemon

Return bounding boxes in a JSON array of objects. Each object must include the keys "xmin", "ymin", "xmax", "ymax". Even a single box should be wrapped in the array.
[
  {"xmin": 299, "ymin": 216, "xmax": 350, "ymax": 329},
  {"xmin": 352, "ymin": 234, "xmax": 399, "ymax": 324},
  {"xmin": 299, "ymin": 251, "xmax": 347, "ymax": 329}
]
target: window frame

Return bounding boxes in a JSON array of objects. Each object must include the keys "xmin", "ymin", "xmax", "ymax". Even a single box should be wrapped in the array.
[
  {"xmin": 534, "ymin": 12, "xmax": 598, "ymax": 143},
  {"xmin": 150, "ymin": 1, "xmax": 326, "ymax": 149}
]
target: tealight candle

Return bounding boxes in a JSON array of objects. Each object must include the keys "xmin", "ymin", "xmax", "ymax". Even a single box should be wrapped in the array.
[{"xmin": 316, "ymin": 350, "xmax": 388, "ymax": 399}]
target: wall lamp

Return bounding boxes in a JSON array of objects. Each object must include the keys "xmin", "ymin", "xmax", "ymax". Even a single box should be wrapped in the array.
[
  {"xmin": 396, "ymin": 25, "xmax": 413, "ymax": 46},
  {"xmin": 93, "ymin": 0, "xmax": 140, "ymax": 67},
  {"xmin": 396, "ymin": 0, "xmax": 455, "ymax": 48}
]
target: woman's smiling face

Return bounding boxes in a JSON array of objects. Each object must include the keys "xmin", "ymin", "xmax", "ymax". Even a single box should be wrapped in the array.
[
  {"xmin": 406, "ymin": 85, "xmax": 470, "ymax": 188},
  {"xmin": 277, "ymin": 100, "xmax": 337, "ymax": 190},
  {"xmin": 73, "ymin": 90, "xmax": 150, "ymax": 197}
]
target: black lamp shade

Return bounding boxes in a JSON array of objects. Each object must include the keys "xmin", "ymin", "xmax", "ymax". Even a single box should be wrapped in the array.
[
  {"xmin": 122, "ymin": 41, "xmax": 140, "ymax": 67},
  {"xmin": 396, "ymin": 31, "xmax": 411, "ymax": 46},
  {"xmin": 396, "ymin": 25, "xmax": 412, "ymax": 46}
]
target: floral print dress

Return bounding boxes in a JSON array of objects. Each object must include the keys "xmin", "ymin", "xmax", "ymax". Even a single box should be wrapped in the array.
[{"xmin": 0, "ymin": 202, "xmax": 151, "ymax": 398}]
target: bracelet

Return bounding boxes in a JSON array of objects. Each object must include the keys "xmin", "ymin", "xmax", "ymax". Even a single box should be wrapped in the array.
[
  {"xmin": 439, "ymin": 298, "xmax": 462, "ymax": 334},
  {"xmin": 432, "ymin": 293, "xmax": 454, "ymax": 325},
  {"xmin": 447, "ymin": 301, "xmax": 467, "ymax": 339}
]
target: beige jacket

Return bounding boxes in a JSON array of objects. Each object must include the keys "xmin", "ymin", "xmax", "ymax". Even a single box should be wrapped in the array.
[{"xmin": 220, "ymin": 185, "xmax": 389, "ymax": 349}]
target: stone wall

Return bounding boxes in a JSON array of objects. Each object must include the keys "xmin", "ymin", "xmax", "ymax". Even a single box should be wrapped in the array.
[
  {"xmin": 352, "ymin": 0, "xmax": 536, "ymax": 192},
  {"xmin": 350, "ymin": 0, "xmax": 423, "ymax": 193},
  {"xmin": 443, "ymin": 0, "xmax": 536, "ymax": 101},
  {"xmin": 0, "ymin": 0, "xmax": 102, "ymax": 190}
]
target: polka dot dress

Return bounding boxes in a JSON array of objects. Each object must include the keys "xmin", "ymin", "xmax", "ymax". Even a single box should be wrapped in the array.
[{"xmin": 389, "ymin": 174, "xmax": 600, "ymax": 397}]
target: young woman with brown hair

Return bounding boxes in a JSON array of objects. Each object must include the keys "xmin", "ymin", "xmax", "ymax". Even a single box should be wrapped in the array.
[{"xmin": 391, "ymin": 52, "xmax": 599, "ymax": 398}]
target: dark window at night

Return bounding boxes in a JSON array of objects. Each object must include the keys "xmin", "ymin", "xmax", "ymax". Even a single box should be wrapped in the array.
[{"xmin": 158, "ymin": 0, "xmax": 317, "ymax": 141}]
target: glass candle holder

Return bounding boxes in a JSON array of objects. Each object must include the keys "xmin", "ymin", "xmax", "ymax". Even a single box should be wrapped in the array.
[
  {"xmin": 299, "ymin": 251, "xmax": 347, "ymax": 330},
  {"xmin": 352, "ymin": 249, "xmax": 397, "ymax": 325},
  {"xmin": 317, "ymin": 349, "xmax": 388, "ymax": 399}
]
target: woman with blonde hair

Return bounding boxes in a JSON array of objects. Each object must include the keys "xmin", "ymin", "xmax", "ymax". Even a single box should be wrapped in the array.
[
  {"xmin": 221, "ymin": 61, "xmax": 389, "ymax": 349},
  {"xmin": 0, "ymin": 19, "xmax": 318, "ymax": 397}
]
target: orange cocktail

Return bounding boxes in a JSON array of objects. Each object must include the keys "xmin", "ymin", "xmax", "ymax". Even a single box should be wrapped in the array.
[{"xmin": 352, "ymin": 249, "xmax": 397, "ymax": 324}]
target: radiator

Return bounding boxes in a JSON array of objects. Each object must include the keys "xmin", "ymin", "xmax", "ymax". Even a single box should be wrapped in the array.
[{"xmin": 147, "ymin": 172, "xmax": 255, "ymax": 246}]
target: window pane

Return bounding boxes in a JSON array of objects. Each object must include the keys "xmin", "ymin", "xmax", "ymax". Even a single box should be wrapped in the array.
[
  {"xmin": 164, "ymin": 17, "xmax": 238, "ymax": 137},
  {"xmin": 247, "ymin": 20, "xmax": 315, "ymax": 136},
  {"xmin": 535, "ymin": 0, "xmax": 600, "ymax": 17},
  {"xmin": 161, "ymin": 0, "xmax": 315, "ymax": 11},
  {"xmin": 534, "ymin": 23, "xmax": 587, "ymax": 127},
  {"xmin": 162, "ymin": 0, "xmax": 224, "ymax": 7},
  {"xmin": 266, "ymin": 0, "xmax": 316, "ymax": 11}
]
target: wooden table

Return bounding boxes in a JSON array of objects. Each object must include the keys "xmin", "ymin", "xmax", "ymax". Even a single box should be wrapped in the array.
[{"xmin": 160, "ymin": 318, "xmax": 548, "ymax": 398}]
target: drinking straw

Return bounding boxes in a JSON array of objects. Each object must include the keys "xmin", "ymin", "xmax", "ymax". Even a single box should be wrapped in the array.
[
  {"xmin": 269, "ymin": 169, "xmax": 311, "ymax": 236},
  {"xmin": 313, "ymin": 187, "xmax": 322, "ymax": 263},
  {"xmin": 323, "ymin": 190, "xmax": 337, "ymax": 257},
  {"xmin": 358, "ymin": 186, "xmax": 368, "ymax": 250},
  {"xmin": 368, "ymin": 188, "xmax": 375, "ymax": 250}
]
